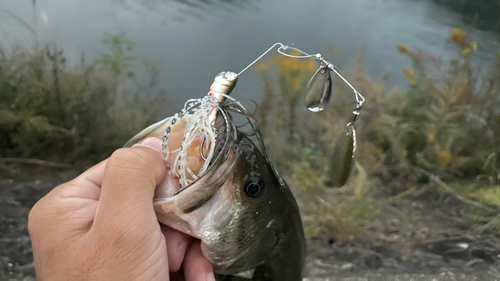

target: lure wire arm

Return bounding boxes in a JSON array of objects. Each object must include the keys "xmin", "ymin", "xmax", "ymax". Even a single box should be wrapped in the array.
[
  {"xmin": 280, "ymin": 45, "xmax": 366, "ymax": 124},
  {"xmin": 238, "ymin": 42, "xmax": 365, "ymax": 120}
]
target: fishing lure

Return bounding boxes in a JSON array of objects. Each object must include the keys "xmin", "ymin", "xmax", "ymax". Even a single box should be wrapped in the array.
[{"xmin": 160, "ymin": 42, "xmax": 365, "ymax": 191}]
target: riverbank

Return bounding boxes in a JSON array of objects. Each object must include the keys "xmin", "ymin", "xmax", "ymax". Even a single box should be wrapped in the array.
[{"xmin": 2, "ymin": 176, "xmax": 499, "ymax": 281}]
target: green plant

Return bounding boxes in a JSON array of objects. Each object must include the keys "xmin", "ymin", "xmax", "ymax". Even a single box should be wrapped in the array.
[{"xmin": 0, "ymin": 32, "xmax": 172, "ymax": 169}]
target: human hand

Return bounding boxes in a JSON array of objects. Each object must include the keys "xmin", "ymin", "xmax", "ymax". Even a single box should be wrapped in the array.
[{"xmin": 28, "ymin": 139, "xmax": 215, "ymax": 281}]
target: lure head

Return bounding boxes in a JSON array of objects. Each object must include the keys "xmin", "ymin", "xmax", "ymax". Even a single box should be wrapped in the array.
[
  {"xmin": 209, "ymin": 71, "xmax": 238, "ymax": 98},
  {"xmin": 208, "ymin": 71, "xmax": 238, "ymax": 125}
]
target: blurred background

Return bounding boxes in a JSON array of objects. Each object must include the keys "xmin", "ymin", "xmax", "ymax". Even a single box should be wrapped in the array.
[{"xmin": 1, "ymin": 0, "xmax": 500, "ymax": 280}]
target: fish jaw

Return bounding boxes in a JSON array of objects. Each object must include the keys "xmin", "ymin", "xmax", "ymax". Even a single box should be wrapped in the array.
[
  {"xmin": 153, "ymin": 149, "xmax": 239, "ymax": 248},
  {"xmin": 154, "ymin": 169, "xmax": 245, "ymax": 270},
  {"xmin": 153, "ymin": 173, "xmax": 235, "ymax": 239}
]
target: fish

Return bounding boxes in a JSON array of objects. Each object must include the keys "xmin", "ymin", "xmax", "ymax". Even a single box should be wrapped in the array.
[{"xmin": 123, "ymin": 74, "xmax": 306, "ymax": 280}]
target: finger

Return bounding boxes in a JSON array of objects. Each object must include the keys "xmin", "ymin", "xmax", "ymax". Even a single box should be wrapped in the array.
[
  {"xmin": 36, "ymin": 158, "xmax": 107, "ymax": 203},
  {"xmin": 94, "ymin": 138, "xmax": 166, "ymax": 228},
  {"xmin": 59, "ymin": 158, "xmax": 108, "ymax": 200},
  {"xmin": 183, "ymin": 240, "xmax": 215, "ymax": 281},
  {"xmin": 161, "ymin": 224, "xmax": 192, "ymax": 272}
]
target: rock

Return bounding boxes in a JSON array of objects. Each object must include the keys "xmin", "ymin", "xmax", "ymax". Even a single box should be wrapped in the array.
[
  {"xmin": 17, "ymin": 262, "xmax": 35, "ymax": 276},
  {"xmin": 415, "ymin": 228, "xmax": 429, "ymax": 240},
  {"xmin": 364, "ymin": 254, "xmax": 383, "ymax": 270},
  {"xmin": 340, "ymin": 262, "xmax": 355, "ymax": 271},
  {"xmin": 443, "ymin": 248, "xmax": 471, "ymax": 261},
  {"xmin": 414, "ymin": 249, "xmax": 449, "ymax": 268},
  {"xmin": 466, "ymin": 259, "xmax": 484, "ymax": 268},
  {"xmin": 372, "ymin": 244, "xmax": 402, "ymax": 260},
  {"xmin": 471, "ymin": 247, "xmax": 499, "ymax": 263}
]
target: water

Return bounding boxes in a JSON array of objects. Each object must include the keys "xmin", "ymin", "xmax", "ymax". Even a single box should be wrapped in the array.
[{"xmin": 1, "ymin": 0, "xmax": 499, "ymax": 111}]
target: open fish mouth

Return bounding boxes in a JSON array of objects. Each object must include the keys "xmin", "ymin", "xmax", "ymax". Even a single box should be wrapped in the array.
[
  {"xmin": 154, "ymin": 94, "xmax": 282, "ymax": 197},
  {"xmin": 160, "ymin": 95, "xmax": 237, "ymax": 193}
]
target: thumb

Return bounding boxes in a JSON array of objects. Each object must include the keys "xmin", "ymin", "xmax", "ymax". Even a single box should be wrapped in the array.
[{"xmin": 94, "ymin": 137, "xmax": 167, "ymax": 230}]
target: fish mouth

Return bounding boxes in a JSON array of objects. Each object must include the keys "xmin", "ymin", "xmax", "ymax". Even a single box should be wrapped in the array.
[
  {"xmin": 151, "ymin": 97, "xmax": 239, "ymax": 212},
  {"xmin": 149, "ymin": 98, "xmax": 241, "ymax": 246},
  {"xmin": 150, "ymin": 95, "xmax": 281, "ymax": 208},
  {"xmin": 175, "ymin": 107, "xmax": 236, "ymax": 195}
]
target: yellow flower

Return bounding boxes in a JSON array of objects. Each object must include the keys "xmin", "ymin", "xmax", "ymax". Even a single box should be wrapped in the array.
[
  {"xmin": 290, "ymin": 61, "xmax": 302, "ymax": 71},
  {"xmin": 449, "ymin": 28, "xmax": 467, "ymax": 44},
  {"xmin": 326, "ymin": 43, "xmax": 333, "ymax": 52},
  {"xmin": 396, "ymin": 44, "xmax": 409, "ymax": 54},
  {"xmin": 472, "ymin": 41, "xmax": 478, "ymax": 51},
  {"xmin": 462, "ymin": 47, "xmax": 470, "ymax": 55},
  {"xmin": 304, "ymin": 59, "xmax": 316, "ymax": 72},
  {"xmin": 402, "ymin": 68, "xmax": 414, "ymax": 79},
  {"xmin": 282, "ymin": 56, "xmax": 302, "ymax": 71},
  {"xmin": 427, "ymin": 134, "xmax": 435, "ymax": 143},
  {"xmin": 291, "ymin": 77, "xmax": 301, "ymax": 90},
  {"xmin": 337, "ymin": 47, "xmax": 343, "ymax": 55},
  {"xmin": 402, "ymin": 68, "xmax": 416, "ymax": 85},
  {"xmin": 438, "ymin": 151, "xmax": 451, "ymax": 165},
  {"xmin": 253, "ymin": 61, "xmax": 267, "ymax": 72}
]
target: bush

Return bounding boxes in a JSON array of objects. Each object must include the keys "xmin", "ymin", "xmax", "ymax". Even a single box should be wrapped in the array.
[{"xmin": 0, "ymin": 32, "xmax": 172, "ymax": 169}]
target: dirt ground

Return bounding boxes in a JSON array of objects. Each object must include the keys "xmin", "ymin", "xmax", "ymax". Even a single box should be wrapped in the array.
[
  {"xmin": 303, "ymin": 188, "xmax": 500, "ymax": 281},
  {"xmin": 1, "ymin": 176, "xmax": 499, "ymax": 281}
]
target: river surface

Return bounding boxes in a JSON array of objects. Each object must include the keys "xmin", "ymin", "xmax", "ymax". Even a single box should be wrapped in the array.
[{"xmin": 1, "ymin": 0, "xmax": 499, "ymax": 108}]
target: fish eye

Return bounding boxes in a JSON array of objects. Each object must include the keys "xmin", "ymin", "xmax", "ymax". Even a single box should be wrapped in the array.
[{"xmin": 244, "ymin": 176, "xmax": 265, "ymax": 198}]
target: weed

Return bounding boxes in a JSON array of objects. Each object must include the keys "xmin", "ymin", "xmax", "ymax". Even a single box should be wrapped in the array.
[{"xmin": 0, "ymin": 32, "xmax": 172, "ymax": 170}]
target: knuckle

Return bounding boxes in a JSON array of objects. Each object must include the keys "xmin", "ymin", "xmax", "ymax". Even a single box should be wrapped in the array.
[
  {"xmin": 27, "ymin": 203, "xmax": 40, "ymax": 233},
  {"xmin": 109, "ymin": 148, "xmax": 150, "ymax": 169},
  {"xmin": 107, "ymin": 147, "xmax": 163, "ymax": 179},
  {"xmin": 27, "ymin": 189, "xmax": 51, "ymax": 233},
  {"xmin": 108, "ymin": 150, "xmax": 143, "ymax": 173},
  {"xmin": 27, "ymin": 182, "xmax": 69, "ymax": 234},
  {"xmin": 111, "ymin": 147, "xmax": 143, "ymax": 161}
]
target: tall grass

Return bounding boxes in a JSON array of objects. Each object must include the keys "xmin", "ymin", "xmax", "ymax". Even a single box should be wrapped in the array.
[{"xmin": 0, "ymin": 32, "xmax": 171, "ymax": 169}]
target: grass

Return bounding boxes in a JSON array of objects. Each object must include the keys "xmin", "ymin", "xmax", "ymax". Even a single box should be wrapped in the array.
[
  {"xmin": 0, "ymin": 32, "xmax": 173, "ymax": 172},
  {"xmin": 0, "ymin": 26, "xmax": 499, "ymax": 240}
]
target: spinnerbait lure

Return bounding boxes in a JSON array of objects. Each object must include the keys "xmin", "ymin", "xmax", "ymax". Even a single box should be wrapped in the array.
[{"xmin": 162, "ymin": 42, "xmax": 366, "ymax": 190}]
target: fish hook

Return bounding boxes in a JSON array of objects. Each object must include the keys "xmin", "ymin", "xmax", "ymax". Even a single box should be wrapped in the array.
[{"xmin": 200, "ymin": 136, "xmax": 208, "ymax": 161}]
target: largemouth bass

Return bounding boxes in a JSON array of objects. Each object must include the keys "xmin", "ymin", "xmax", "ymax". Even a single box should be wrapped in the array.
[{"xmin": 124, "ymin": 75, "xmax": 306, "ymax": 280}]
